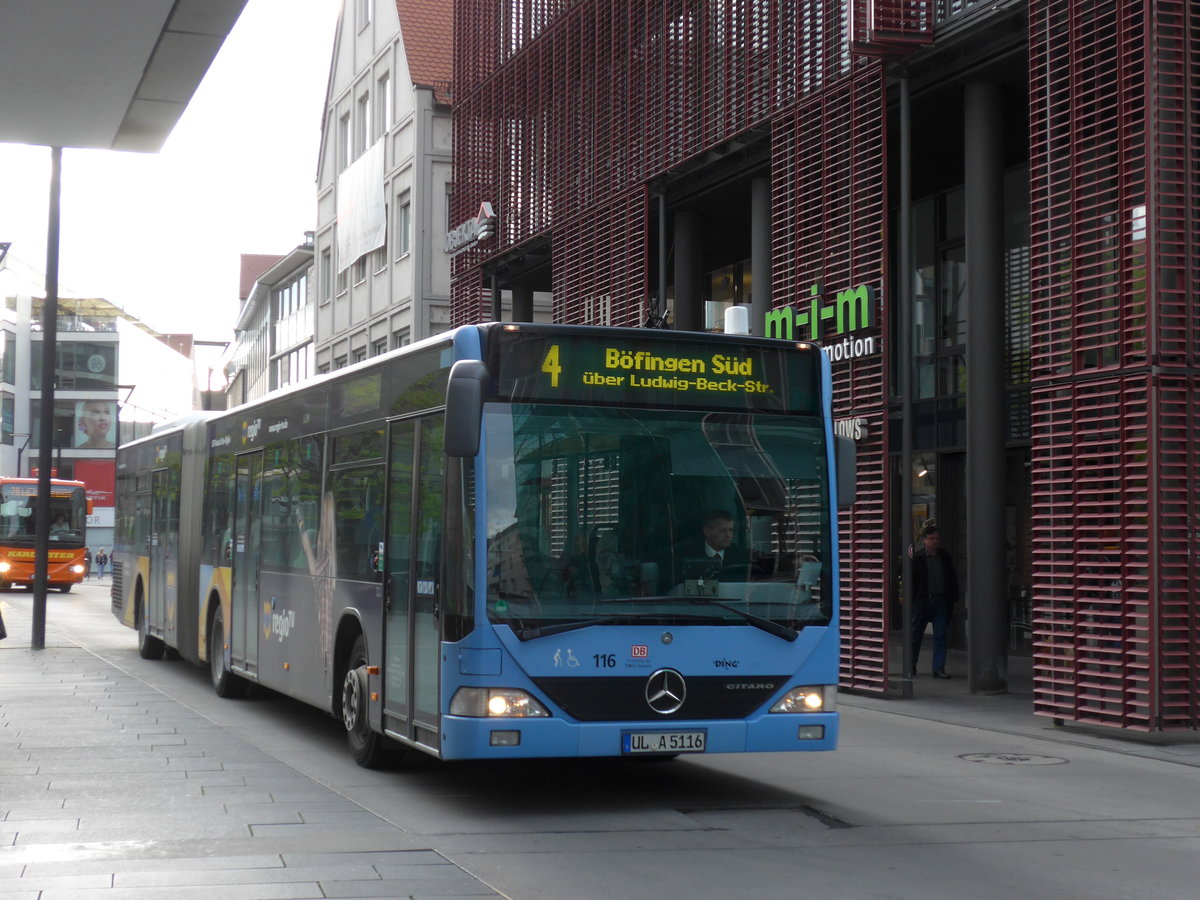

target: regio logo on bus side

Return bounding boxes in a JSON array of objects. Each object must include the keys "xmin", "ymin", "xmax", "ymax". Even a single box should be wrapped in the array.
[{"xmin": 262, "ymin": 603, "xmax": 296, "ymax": 642}]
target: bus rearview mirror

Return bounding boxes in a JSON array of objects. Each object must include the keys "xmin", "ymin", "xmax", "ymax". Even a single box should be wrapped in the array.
[{"xmin": 445, "ymin": 360, "xmax": 489, "ymax": 457}]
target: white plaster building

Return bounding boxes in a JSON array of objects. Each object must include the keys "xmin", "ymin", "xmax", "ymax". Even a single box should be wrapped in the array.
[{"xmin": 313, "ymin": 0, "xmax": 453, "ymax": 370}]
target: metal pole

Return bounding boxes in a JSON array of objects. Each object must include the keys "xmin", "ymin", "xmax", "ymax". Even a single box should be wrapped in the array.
[
  {"xmin": 32, "ymin": 146, "xmax": 63, "ymax": 651},
  {"xmin": 673, "ymin": 211, "xmax": 701, "ymax": 331},
  {"xmin": 751, "ymin": 177, "xmax": 771, "ymax": 336},
  {"xmin": 658, "ymin": 192, "xmax": 668, "ymax": 326},
  {"xmin": 898, "ymin": 73, "xmax": 914, "ymax": 693},
  {"xmin": 964, "ymin": 81, "xmax": 1008, "ymax": 693}
]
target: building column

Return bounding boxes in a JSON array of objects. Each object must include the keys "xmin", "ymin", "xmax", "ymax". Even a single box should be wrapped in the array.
[
  {"xmin": 511, "ymin": 284, "xmax": 534, "ymax": 322},
  {"xmin": 964, "ymin": 81, "xmax": 1008, "ymax": 693},
  {"xmin": 751, "ymin": 177, "xmax": 771, "ymax": 335},
  {"xmin": 673, "ymin": 210, "xmax": 703, "ymax": 331}
]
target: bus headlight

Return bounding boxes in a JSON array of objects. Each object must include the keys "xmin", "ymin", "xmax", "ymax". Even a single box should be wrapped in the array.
[
  {"xmin": 0, "ymin": 561, "xmax": 10, "ymax": 573},
  {"xmin": 70, "ymin": 564, "xmax": 86, "ymax": 574},
  {"xmin": 449, "ymin": 687, "xmax": 550, "ymax": 718},
  {"xmin": 770, "ymin": 686, "xmax": 835, "ymax": 713}
]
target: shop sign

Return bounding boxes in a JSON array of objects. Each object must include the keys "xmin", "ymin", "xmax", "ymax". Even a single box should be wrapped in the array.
[
  {"xmin": 834, "ymin": 416, "xmax": 869, "ymax": 441},
  {"xmin": 764, "ymin": 283, "xmax": 880, "ymax": 363},
  {"xmin": 445, "ymin": 202, "xmax": 497, "ymax": 254}
]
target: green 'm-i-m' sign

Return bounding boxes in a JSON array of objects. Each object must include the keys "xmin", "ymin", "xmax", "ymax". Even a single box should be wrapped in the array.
[{"xmin": 764, "ymin": 283, "xmax": 878, "ymax": 363}]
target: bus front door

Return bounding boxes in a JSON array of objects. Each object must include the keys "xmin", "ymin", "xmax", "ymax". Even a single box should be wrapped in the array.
[
  {"xmin": 231, "ymin": 451, "xmax": 263, "ymax": 677},
  {"xmin": 149, "ymin": 468, "xmax": 175, "ymax": 641},
  {"xmin": 383, "ymin": 416, "xmax": 443, "ymax": 753}
]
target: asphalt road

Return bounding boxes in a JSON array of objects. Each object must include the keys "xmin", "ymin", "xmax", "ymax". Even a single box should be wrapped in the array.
[{"xmin": 6, "ymin": 580, "xmax": 1200, "ymax": 899}]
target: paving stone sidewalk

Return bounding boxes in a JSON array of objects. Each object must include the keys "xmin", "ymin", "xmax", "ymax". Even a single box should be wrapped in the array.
[{"xmin": 0, "ymin": 598, "xmax": 502, "ymax": 900}]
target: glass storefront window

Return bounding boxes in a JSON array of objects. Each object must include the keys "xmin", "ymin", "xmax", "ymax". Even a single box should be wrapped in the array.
[
  {"xmin": 939, "ymin": 246, "xmax": 967, "ymax": 349},
  {"xmin": 2, "ymin": 330, "xmax": 15, "ymax": 385},
  {"xmin": 1, "ymin": 393, "xmax": 13, "ymax": 445},
  {"xmin": 703, "ymin": 259, "xmax": 752, "ymax": 332},
  {"xmin": 30, "ymin": 399, "xmax": 118, "ymax": 450},
  {"xmin": 31, "ymin": 341, "xmax": 118, "ymax": 391}
]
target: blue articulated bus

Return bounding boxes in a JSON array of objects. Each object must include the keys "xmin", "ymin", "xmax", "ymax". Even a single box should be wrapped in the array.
[{"xmin": 113, "ymin": 323, "xmax": 854, "ymax": 766}]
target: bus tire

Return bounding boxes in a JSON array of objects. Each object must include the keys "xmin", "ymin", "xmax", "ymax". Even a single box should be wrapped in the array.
[
  {"xmin": 59, "ymin": 583, "xmax": 72, "ymax": 594},
  {"xmin": 342, "ymin": 635, "xmax": 388, "ymax": 768},
  {"xmin": 209, "ymin": 604, "xmax": 248, "ymax": 698},
  {"xmin": 0, "ymin": 582, "xmax": 11, "ymax": 592},
  {"xmin": 136, "ymin": 591, "xmax": 165, "ymax": 660}
]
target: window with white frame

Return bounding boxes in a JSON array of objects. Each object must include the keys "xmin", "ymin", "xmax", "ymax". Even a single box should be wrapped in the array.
[
  {"xmin": 359, "ymin": 0, "xmax": 371, "ymax": 29},
  {"xmin": 372, "ymin": 337, "xmax": 389, "ymax": 357},
  {"xmin": 336, "ymin": 237, "xmax": 348, "ymax": 294},
  {"xmin": 392, "ymin": 328, "xmax": 410, "ymax": 349},
  {"xmin": 356, "ymin": 92, "xmax": 370, "ymax": 157},
  {"xmin": 355, "ymin": 255, "xmax": 368, "ymax": 284},
  {"xmin": 377, "ymin": 73, "xmax": 391, "ymax": 136},
  {"xmin": 395, "ymin": 196, "xmax": 411, "ymax": 258},
  {"xmin": 320, "ymin": 248, "xmax": 332, "ymax": 302},
  {"xmin": 339, "ymin": 113, "xmax": 350, "ymax": 171}
]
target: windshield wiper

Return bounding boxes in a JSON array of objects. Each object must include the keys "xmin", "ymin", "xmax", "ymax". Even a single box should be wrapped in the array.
[
  {"xmin": 513, "ymin": 611, "xmax": 697, "ymax": 641},
  {"xmin": 597, "ymin": 596, "xmax": 798, "ymax": 642}
]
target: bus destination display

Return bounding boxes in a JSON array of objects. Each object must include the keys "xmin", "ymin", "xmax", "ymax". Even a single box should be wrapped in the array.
[{"xmin": 492, "ymin": 332, "xmax": 819, "ymax": 414}]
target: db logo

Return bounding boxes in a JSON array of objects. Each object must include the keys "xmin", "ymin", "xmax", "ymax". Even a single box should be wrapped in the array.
[{"xmin": 631, "ymin": 645, "xmax": 649, "ymax": 658}]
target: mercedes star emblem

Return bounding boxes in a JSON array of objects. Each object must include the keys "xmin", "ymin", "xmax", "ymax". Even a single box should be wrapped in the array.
[{"xmin": 645, "ymin": 668, "xmax": 687, "ymax": 715}]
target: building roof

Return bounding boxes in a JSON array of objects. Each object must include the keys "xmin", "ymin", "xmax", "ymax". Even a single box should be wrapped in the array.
[
  {"xmin": 396, "ymin": 0, "xmax": 454, "ymax": 103},
  {"xmin": 159, "ymin": 334, "xmax": 195, "ymax": 358},
  {"xmin": 0, "ymin": 0, "xmax": 247, "ymax": 151},
  {"xmin": 239, "ymin": 254, "xmax": 285, "ymax": 300}
]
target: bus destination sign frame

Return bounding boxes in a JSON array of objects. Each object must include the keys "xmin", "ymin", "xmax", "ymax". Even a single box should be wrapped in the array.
[{"xmin": 490, "ymin": 331, "xmax": 821, "ymax": 415}]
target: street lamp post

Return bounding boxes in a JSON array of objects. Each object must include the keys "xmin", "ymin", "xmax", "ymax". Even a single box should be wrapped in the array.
[{"xmin": 31, "ymin": 146, "xmax": 63, "ymax": 651}]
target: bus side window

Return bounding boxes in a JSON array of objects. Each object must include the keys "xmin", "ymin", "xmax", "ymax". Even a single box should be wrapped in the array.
[{"xmin": 330, "ymin": 466, "xmax": 384, "ymax": 581}]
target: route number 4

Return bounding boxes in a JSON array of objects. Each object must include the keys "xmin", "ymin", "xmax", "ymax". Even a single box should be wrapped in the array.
[{"xmin": 541, "ymin": 344, "xmax": 562, "ymax": 387}]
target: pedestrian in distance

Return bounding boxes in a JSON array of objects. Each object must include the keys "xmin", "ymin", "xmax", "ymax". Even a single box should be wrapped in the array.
[
  {"xmin": 95, "ymin": 548, "xmax": 109, "ymax": 580},
  {"xmin": 84, "ymin": 547, "xmax": 92, "ymax": 578},
  {"xmin": 911, "ymin": 526, "xmax": 960, "ymax": 678}
]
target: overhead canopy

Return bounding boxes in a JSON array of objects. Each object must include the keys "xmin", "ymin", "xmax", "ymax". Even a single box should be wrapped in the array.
[{"xmin": 0, "ymin": 0, "xmax": 247, "ymax": 151}]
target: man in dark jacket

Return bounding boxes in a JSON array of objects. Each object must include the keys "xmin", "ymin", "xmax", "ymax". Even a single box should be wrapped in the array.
[
  {"xmin": 673, "ymin": 509, "xmax": 750, "ymax": 584},
  {"xmin": 911, "ymin": 526, "xmax": 960, "ymax": 678}
]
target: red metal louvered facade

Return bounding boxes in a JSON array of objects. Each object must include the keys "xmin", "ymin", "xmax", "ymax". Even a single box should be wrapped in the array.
[
  {"xmin": 451, "ymin": 0, "xmax": 1200, "ymax": 725},
  {"xmin": 451, "ymin": 0, "xmax": 892, "ymax": 692},
  {"xmin": 1029, "ymin": 0, "xmax": 1200, "ymax": 729}
]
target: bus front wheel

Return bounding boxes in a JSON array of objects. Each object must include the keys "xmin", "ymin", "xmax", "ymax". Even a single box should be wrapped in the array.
[
  {"xmin": 342, "ymin": 635, "xmax": 389, "ymax": 769},
  {"xmin": 209, "ymin": 605, "xmax": 248, "ymax": 698}
]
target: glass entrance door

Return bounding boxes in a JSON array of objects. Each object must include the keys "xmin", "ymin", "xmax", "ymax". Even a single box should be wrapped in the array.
[
  {"xmin": 231, "ymin": 451, "xmax": 263, "ymax": 675},
  {"xmin": 383, "ymin": 415, "xmax": 444, "ymax": 751}
]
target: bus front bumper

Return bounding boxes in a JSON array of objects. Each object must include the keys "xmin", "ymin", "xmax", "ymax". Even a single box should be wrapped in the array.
[{"xmin": 438, "ymin": 711, "xmax": 838, "ymax": 760}]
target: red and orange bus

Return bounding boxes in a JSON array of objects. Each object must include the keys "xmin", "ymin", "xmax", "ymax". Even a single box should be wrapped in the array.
[{"xmin": 0, "ymin": 477, "xmax": 89, "ymax": 593}]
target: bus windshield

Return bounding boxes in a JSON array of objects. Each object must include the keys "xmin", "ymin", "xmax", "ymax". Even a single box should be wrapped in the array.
[
  {"xmin": 484, "ymin": 403, "xmax": 832, "ymax": 637},
  {"xmin": 0, "ymin": 483, "xmax": 87, "ymax": 545}
]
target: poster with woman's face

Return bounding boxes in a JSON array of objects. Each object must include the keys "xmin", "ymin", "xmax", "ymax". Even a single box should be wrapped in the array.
[{"xmin": 75, "ymin": 400, "xmax": 116, "ymax": 449}]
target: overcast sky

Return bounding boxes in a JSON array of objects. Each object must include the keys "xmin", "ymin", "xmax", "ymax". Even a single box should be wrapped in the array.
[{"xmin": 0, "ymin": 0, "xmax": 340, "ymax": 341}]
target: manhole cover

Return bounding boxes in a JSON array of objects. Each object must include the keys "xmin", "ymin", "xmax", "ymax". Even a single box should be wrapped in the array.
[{"xmin": 960, "ymin": 753, "xmax": 1068, "ymax": 765}]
